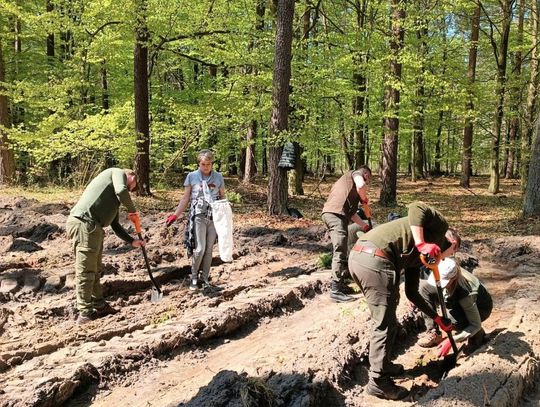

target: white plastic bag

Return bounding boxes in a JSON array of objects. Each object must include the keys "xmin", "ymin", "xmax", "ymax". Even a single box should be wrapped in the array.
[{"xmin": 210, "ymin": 199, "xmax": 234, "ymax": 262}]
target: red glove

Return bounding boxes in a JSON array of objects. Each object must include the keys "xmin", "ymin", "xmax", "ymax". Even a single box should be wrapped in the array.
[
  {"xmin": 361, "ymin": 197, "xmax": 369, "ymax": 205},
  {"xmin": 434, "ymin": 315, "xmax": 453, "ymax": 332},
  {"xmin": 166, "ymin": 214, "xmax": 177, "ymax": 227},
  {"xmin": 362, "ymin": 223, "xmax": 371, "ymax": 232},
  {"xmin": 437, "ymin": 338, "xmax": 452, "ymax": 357},
  {"xmin": 128, "ymin": 212, "xmax": 142, "ymax": 234},
  {"xmin": 415, "ymin": 242, "xmax": 441, "ymax": 258}
]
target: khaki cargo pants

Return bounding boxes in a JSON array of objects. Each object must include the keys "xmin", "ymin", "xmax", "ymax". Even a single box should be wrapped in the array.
[
  {"xmin": 66, "ymin": 216, "xmax": 105, "ymax": 316},
  {"xmin": 349, "ymin": 246, "xmax": 400, "ymax": 379}
]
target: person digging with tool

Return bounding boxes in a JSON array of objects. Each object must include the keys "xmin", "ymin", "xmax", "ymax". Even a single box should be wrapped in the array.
[
  {"xmin": 348, "ymin": 202, "xmax": 461, "ymax": 400},
  {"xmin": 322, "ymin": 165, "xmax": 372, "ymax": 303},
  {"xmin": 417, "ymin": 256, "xmax": 492, "ymax": 356},
  {"xmin": 165, "ymin": 149, "xmax": 225, "ymax": 291},
  {"xmin": 66, "ymin": 168, "xmax": 145, "ymax": 325}
]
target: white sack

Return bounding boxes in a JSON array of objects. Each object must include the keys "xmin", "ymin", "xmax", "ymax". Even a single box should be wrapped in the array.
[{"xmin": 211, "ymin": 199, "xmax": 234, "ymax": 262}]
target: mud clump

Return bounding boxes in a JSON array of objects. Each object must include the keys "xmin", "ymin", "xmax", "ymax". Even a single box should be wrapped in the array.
[
  {"xmin": 15, "ymin": 223, "xmax": 61, "ymax": 243},
  {"xmin": 8, "ymin": 238, "xmax": 43, "ymax": 252},
  {"xmin": 179, "ymin": 370, "xmax": 326, "ymax": 407}
]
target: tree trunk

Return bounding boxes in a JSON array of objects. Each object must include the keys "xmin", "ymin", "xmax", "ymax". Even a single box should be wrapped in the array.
[
  {"xmin": 291, "ymin": 141, "xmax": 304, "ymax": 195},
  {"xmin": 352, "ymin": 0, "xmax": 368, "ymax": 168},
  {"xmin": 134, "ymin": 0, "xmax": 151, "ymax": 195},
  {"xmin": 379, "ymin": 0, "xmax": 405, "ymax": 206},
  {"xmin": 521, "ymin": 0, "xmax": 540, "ymax": 191},
  {"xmin": 505, "ymin": 0, "xmax": 524, "ymax": 179},
  {"xmin": 352, "ymin": 70, "xmax": 367, "ymax": 167},
  {"xmin": 267, "ymin": 0, "xmax": 294, "ymax": 215},
  {"xmin": 12, "ymin": 16, "xmax": 23, "ymax": 125},
  {"xmin": 0, "ymin": 42, "xmax": 16, "ymax": 184},
  {"xmin": 434, "ymin": 110, "xmax": 443, "ymax": 175},
  {"xmin": 461, "ymin": 4, "xmax": 480, "ymax": 188},
  {"xmin": 46, "ymin": 0, "xmax": 55, "ymax": 59},
  {"xmin": 289, "ymin": 0, "xmax": 310, "ymax": 195},
  {"xmin": 412, "ymin": 23, "xmax": 427, "ymax": 181},
  {"xmin": 488, "ymin": 0, "xmax": 512, "ymax": 194},
  {"xmin": 243, "ymin": 120, "xmax": 257, "ymax": 183},
  {"xmin": 341, "ymin": 114, "xmax": 354, "ymax": 169},
  {"xmin": 242, "ymin": 1, "xmax": 265, "ymax": 184},
  {"xmin": 522, "ymin": 110, "xmax": 540, "ymax": 216},
  {"xmin": 101, "ymin": 61, "xmax": 109, "ymax": 112}
]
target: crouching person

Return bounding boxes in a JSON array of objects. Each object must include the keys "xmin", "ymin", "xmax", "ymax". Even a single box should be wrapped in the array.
[{"xmin": 417, "ymin": 257, "xmax": 493, "ymax": 356}]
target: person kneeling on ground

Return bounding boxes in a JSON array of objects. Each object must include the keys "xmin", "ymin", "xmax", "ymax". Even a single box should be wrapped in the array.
[
  {"xmin": 417, "ymin": 257, "xmax": 493, "ymax": 356},
  {"xmin": 66, "ymin": 168, "xmax": 146, "ymax": 325},
  {"xmin": 348, "ymin": 202, "xmax": 461, "ymax": 400}
]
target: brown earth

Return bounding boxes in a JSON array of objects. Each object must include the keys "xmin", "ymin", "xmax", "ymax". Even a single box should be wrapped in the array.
[{"xmin": 0, "ymin": 175, "xmax": 538, "ymax": 407}]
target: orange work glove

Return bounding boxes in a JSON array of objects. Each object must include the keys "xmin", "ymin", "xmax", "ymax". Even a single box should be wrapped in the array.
[{"xmin": 128, "ymin": 212, "xmax": 142, "ymax": 234}]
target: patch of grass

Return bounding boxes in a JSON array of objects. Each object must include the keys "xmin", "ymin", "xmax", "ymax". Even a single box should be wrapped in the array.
[
  {"xmin": 317, "ymin": 252, "xmax": 332, "ymax": 269},
  {"xmin": 226, "ymin": 190, "xmax": 242, "ymax": 203},
  {"xmin": 0, "ymin": 185, "xmax": 83, "ymax": 204},
  {"xmin": 239, "ymin": 377, "xmax": 276, "ymax": 407},
  {"xmin": 148, "ymin": 309, "xmax": 176, "ymax": 326}
]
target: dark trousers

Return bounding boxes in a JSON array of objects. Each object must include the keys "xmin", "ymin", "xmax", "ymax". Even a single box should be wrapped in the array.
[
  {"xmin": 349, "ymin": 247, "xmax": 400, "ymax": 379},
  {"xmin": 419, "ymin": 280, "xmax": 492, "ymax": 331},
  {"xmin": 322, "ymin": 213, "xmax": 348, "ymax": 282}
]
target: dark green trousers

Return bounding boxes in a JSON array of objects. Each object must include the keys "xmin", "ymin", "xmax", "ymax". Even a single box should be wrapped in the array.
[
  {"xmin": 322, "ymin": 212, "xmax": 348, "ymax": 282},
  {"xmin": 66, "ymin": 216, "xmax": 105, "ymax": 316},
  {"xmin": 349, "ymin": 246, "xmax": 400, "ymax": 379}
]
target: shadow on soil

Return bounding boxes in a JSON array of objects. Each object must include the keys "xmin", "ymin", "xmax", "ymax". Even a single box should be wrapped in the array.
[{"xmin": 177, "ymin": 369, "xmax": 346, "ymax": 407}]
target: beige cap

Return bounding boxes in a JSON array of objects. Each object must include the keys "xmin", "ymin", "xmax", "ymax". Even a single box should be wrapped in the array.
[{"xmin": 428, "ymin": 257, "xmax": 459, "ymax": 288}]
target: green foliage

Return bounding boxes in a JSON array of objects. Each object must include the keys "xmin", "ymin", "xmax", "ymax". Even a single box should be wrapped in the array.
[
  {"xmin": 225, "ymin": 191, "xmax": 242, "ymax": 204},
  {"xmin": 0, "ymin": 0, "xmax": 534, "ymax": 185},
  {"xmin": 317, "ymin": 252, "xmax": 332, "ymax": 269}
]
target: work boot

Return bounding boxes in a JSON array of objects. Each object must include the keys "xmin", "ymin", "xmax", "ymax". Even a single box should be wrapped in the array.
[
  {"xmin": 94, "ymin": 302, "xmax": 119, "ymax": 318},
  {"xmin": 465, "ymin": 328, "xmax": 485, "ymax": 353},
  {"xmin": 76, "ymin": 311, "xmax": 97, "ymax": 325},
  {"xmin": 366, "ymin": 376, "xmax": 409, "ymax": 400},
  {"xmin": 339, "ymin": 280, "xmax": 356, "ymax": 295},
  {"xmin": 417, "ymin": 329, "xmax": 443, "ymax": 348},
  {"xmin": 384, "ymin": 362, "xmax": 405, "ymax": 377},
  {"xmin": 330, "ymin": 281, "xmax": 355, "ymax": 303},
  {"xmin": 189, "ymin": 279, "xmax": 198, "ymax": 291}
]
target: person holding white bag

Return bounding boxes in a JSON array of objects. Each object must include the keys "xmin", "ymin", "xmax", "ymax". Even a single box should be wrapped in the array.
[{"xmin": 166, "ymin": 149, "xmax": 233, "ymax": 290}]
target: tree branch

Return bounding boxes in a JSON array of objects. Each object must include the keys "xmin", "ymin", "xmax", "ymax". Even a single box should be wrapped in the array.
[
  {"xmin": 162, "ymin": 47, "xmax": 218, "ymax": 67},
  {"xmin": 158, "ymin": 30, "xmax": 231, "ymax": 45},
  {"xmin": 85, "ymin": 21, "xmax": 122, "ymax": 38}
]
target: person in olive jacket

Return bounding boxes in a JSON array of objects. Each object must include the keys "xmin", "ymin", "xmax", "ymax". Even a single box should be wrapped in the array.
[
  {"xmin": 348, "ymin": 202, "xmax": 461, "ymax": 400},
  {"xmin": 66, "ymin": 168, "xmax": 145, "ymax": 325}
]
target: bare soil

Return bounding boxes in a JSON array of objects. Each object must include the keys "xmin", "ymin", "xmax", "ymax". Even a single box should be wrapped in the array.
[{"xmin": 0, "ymin": 176, "xmax": 538, "ymax": 407}]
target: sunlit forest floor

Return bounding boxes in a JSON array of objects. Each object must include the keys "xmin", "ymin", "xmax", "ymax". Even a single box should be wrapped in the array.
[{"xmin": 0, "ymin": 174, "xmax": 538, "ymax": 407}]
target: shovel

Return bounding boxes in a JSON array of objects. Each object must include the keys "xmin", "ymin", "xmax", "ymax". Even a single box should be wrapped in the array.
[
  {"xmin": 420, "ymin": 254, "xmax": 463, "ymax": 372},
  {"xmin": 138, "ymin": 232, "xmax": 163, "ymax": 303},
  {"xmin": 131, "ymin": 215, "xmax": 163, "ymax": 303}
]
